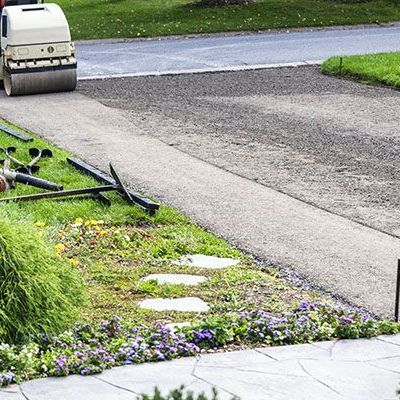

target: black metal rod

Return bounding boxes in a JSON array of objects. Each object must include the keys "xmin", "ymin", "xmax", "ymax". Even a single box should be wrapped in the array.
[
  {"xmin": 0, "ymin": 184, "xmax": 117, "ymax": 202},
  {"xmin": 395, "ymin": 260, "xmax": 400, "ymax": 323},
  {"xmin": 0, "ymin": 123, "xmax": 32, "ymax": 142},
  {"xmin": 67, "ymin": 157, "xmax": 159, "ymax": 212},
  {"xmin": 14, "ymin": 172, "xmax": 62, "ymax": 191}
]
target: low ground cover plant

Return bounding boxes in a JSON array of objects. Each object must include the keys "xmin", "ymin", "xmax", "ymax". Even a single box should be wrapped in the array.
[
  {"xmin": 321, "ymin": 52, "xmax": 400, "ymax": 88},
  {"xmin": 0, "ymin": 302, "xmax": 398, "ymax": 386}
]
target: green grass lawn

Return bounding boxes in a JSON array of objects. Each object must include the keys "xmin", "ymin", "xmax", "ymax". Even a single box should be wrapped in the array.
[
  {"xmin": 55, "ymin": 0, "xmax": 400, "ymax": 40},
  {"xmin": 0, "ymin": 121, "xmax": 324, "ymax": 327},
  {"xmin": 321, "ymin": 52, "xmax": 400, "ymax": 88}
]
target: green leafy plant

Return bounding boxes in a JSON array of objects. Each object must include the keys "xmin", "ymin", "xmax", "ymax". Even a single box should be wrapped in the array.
[
  {"xmin": 138, "ymin": 386, "xmax": 236, "ymax": 400},
  {"xmin": 0, "ymin": 214, "xmax": 86, "ymax": 344}
]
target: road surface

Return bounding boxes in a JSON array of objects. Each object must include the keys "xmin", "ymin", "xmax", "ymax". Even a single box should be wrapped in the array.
[{"xmin": 77, "ymin": 25, "xmax": 400, "ymax": 79}]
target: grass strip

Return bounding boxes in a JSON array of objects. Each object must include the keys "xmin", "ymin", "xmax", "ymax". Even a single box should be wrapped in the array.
[
  {"xmin": 55, "ymin": 0, "xmax": 400, "ymax": 41},
  {"xmin": 0, "ymin": 120, "xmax": 323, "ymax": 326},
  {"xmin": 321, "ymin": 52, "xmax": 400, "ymax": 88}
]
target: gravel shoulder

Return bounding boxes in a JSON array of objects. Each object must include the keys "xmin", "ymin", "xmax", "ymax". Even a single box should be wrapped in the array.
[{"xmin": 80, "ymin": 66, "xmax": 400, "ymax": 238}]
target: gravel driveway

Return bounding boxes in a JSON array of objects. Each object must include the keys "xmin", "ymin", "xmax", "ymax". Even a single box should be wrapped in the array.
[{"xmin": 80, "ymin": 66, "xmax": 400, "ymax": 238}]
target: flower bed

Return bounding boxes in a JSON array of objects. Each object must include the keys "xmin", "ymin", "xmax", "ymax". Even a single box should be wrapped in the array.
[{"xmin": 1, "ymin": 302, "xmax": 398, "ymax": 386}]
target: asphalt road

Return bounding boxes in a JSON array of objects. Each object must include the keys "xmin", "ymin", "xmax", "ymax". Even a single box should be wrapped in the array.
[{"xmin": 76, "ymin": 25, "xmax": 400, "ymax": 79}]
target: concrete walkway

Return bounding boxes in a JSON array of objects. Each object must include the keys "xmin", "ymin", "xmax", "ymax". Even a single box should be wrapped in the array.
[
  {"xmin": 76, "ymin": 25, "xmax": 400, "ymax": 79},
  {"xmin": 1, "ymin": 335, "xmax": 400, "ymax": 399},
  {"xmin": 0, "ymin": 92, "xmax": 399, "ymax": 317}
]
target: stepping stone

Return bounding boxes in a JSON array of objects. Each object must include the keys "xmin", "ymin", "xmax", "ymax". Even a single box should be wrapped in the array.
[
  {"xmin": 138, "ymin": 297, "xmax": 210, "ymax": 312},
  {"xmin": 141, "ymin": 273, "xmax": 207, "ymax": 286},
  {"xmin": 174, "ymin": 254, "xmax": 240, "ymax": 269}
]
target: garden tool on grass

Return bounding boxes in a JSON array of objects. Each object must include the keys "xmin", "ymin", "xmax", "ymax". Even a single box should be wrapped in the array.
[
  {"xmin": 0, "ymin": 164, "xmax": 132, "ymax": 203},
  {"xmin": 0, "ymin": 159, "xmax": 63, "ymax": 192},
  {"xmin": 0, "ymin": 123, "xmax": 32, "ymax": 142},
  {"xmin": 0, "ymin": 147, "xmax": 24, "ymax": 167},
  {"xmin": 15, "ymin": 148, "xmax": 53, "ymax": 175},
  {"xmin": 0, "ymin": 147, "xmax": 53, "ymax": 175},
  {"xmin": 67, "ymin": 157, "xmax": 160, "ymax": 214}
]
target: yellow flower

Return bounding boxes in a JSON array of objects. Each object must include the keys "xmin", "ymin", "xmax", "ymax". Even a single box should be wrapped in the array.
[
  {"xmin": 75, "ymin": 218, "xmax": 83, "ymax": 224},
  {"xmin": 35, "ymin": 221, "xmax": 45, "ymax": 228},
  {"xmin": 99, "ymin": 230, "xmax": 108, "ymax": 236},
  {"xmin": 55, "ymin": 243, "xmax": 65, "ymax": 254},
  {"xmin": 67, "ymin": 258, "xmax": 80, "ymax": 266}
]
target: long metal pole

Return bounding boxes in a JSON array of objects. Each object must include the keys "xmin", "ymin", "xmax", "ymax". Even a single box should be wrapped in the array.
[
  {"xmin": 0, "ymin": 184, "xmax": 117, "ymax": 202},
  {"xmin": 395, "ymin": 259, "xmax": 400, "ymax": 323}
]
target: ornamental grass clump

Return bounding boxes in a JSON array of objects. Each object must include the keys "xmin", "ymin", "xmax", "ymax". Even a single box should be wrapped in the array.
[{"xmin": 0, "ymin": 215, "xmax": 85, "ymax": 344}]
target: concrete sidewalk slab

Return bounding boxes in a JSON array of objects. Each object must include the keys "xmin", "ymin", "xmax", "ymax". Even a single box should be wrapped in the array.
[
  {"xmin": 2, "ymin": 335, "xmax": 399, "ymax": 400},
  {"xmin": 0, "ymin": 92, "xmax": 399, "ymax": 316}
]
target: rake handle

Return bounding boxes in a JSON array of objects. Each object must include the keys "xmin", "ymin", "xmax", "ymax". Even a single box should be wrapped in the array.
[
  {"xmin": 14, "ymin": 173, "xmax": 63, "ymax": 191},
  {"xmin": 0, "ymin": 184, "xmax": 118, "ymax": 202}
]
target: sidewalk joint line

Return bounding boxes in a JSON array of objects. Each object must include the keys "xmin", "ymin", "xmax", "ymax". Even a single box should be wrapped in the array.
[
  {"xmin": 298, "ymin": 360, "xmax": 342, "ymax": 396},
  {"xmin": 17, "ymin": 385, "xmax": 31, "ymax": 400},
  {"xmin": 91, "ymin": 375, "xmax": 139, "ymax": 395},
  {"xmin": 376, "ymin": 337, "xmax": 400, "ymax": 347},
  {"xmin": 366, "ymin": 361, "xmax": 400, "ymax": 375},
  {"xmin": 254, "ymin": 349, "xmax": 279, "ymax": 361},
  {"xmin": 191, "ymin": 370, "xmax": 237, "ymax": 397}
]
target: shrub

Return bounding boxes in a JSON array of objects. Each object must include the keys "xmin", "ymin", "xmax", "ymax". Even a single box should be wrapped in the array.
[
  {"xmin": 138, "ymin": 386, "xmax": 229, "ymax": 400},
  {"xmin": 0, "ymin": 215, "xmax": 85, "ymax": 343}
]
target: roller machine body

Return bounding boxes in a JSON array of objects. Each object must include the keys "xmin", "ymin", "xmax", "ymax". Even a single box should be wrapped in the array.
[{"xmin": 0, "ymin": 1, "xmax": 77, "ymax": 96}]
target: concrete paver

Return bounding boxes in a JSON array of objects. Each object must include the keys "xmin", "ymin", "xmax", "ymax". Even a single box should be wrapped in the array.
[
  {"xmin": 20, "ymin": 375, "xmax": 136, "ymax": 400},
  {"xmin": 2, "ymin": 335, "xmax": 398, "ymax": 400},
  {"xmin": 299, "ymin": 360, "xmax": 398, "ymax": 400},
  {"xmin": 331, "ymin": 337, "xmax": 400, "ymax": 361},
  {"xmin": 257, "ymin": 342, "xmax": 333, "ymax": 360}
]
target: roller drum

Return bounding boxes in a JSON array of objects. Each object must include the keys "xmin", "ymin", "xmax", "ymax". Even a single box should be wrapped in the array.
[{"xmin": 3, "ymin": 67, "xmax": 77, "ymax": 96}]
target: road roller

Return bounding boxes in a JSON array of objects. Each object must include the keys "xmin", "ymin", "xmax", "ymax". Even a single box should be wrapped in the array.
[{"xmin": 0, "ymin": 0, "xmax": 77, "ymax": 96}]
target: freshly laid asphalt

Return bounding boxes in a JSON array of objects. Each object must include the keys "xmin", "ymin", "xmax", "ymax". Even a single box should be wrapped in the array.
[
  {"xmin": 0, "ymin": 66, "xmax": 400, "ymax": 316},
  {"xmin": 2, "ymin": 335, "xmax": 400, "ymax": 399},
  {"xmin": 76, "ymin": 25, "xmax": 400, "ymax": 78}
]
